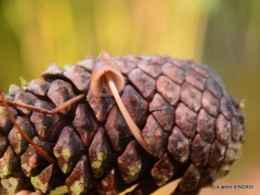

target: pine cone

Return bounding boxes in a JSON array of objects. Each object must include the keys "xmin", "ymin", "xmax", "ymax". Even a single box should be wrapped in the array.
[{"xmin": 0, "ymin": 53, "xmax": 245, "ymax": 195}]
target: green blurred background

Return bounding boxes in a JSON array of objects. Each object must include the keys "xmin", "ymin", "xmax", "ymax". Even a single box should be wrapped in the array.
[{"xmin": 0, "ymin": 0, "xmax": 259, "ymax": 194}]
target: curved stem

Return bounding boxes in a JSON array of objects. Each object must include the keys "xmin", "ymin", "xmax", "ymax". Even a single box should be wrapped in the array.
[{"xmin": 105, "ymin": 73, "xmax": 151, "ymax": 154}]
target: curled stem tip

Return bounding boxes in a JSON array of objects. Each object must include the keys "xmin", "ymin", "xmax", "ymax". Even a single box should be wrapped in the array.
[
  {"xmin": 91, "ymin": 52, "xmax": 151, "ymax": 154},
  {"xmin": 91, "ymin": 51, "xmax": 124, "ymax": 97}
]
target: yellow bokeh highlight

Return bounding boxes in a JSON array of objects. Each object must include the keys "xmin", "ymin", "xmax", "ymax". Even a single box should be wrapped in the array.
[{"xmin": 0, "ymin": 0, "xmax": 259, "ymax": 194}]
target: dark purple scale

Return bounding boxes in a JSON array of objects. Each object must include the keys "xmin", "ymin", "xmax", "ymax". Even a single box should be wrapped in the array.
[{"xmin": 0, "ymin": 54, "xmax": 245, "ymax": 195}]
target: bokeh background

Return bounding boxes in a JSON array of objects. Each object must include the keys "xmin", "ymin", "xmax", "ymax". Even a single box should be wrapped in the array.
[{"xmin": 0, "ymin": 0, "xmax": 259, "ymax": 194}]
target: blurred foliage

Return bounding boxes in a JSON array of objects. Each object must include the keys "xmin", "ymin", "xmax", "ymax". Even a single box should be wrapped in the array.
[{"xmin": 0, "ymin": 0, "xmax": 259, "ymax": 194}]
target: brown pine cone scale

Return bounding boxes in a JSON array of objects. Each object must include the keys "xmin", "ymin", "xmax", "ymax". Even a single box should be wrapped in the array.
[{"xmin": 0, "ymin": 54, "xmax": 245, "ymax": 195}]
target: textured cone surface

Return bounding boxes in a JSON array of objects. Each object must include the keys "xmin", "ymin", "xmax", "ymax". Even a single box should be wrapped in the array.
[{"xmin": 0, "ymin": 54, "xmax": 245, "ymax": 195}]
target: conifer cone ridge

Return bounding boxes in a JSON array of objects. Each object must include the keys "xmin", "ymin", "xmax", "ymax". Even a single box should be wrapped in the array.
[{"xmin": 0, "ymin": 54, "xmax": 245, "ymax": 195}]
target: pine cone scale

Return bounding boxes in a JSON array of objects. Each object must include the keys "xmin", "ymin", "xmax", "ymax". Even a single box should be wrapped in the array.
[{"xmin": 0, "ymin": 54, "xmax": 245, "ymax": 195}]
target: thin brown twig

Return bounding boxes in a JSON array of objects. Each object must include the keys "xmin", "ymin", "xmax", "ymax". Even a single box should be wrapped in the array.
[{"xmin": 0, "ymin": 85, "xmax": 57, "ymax": 165}]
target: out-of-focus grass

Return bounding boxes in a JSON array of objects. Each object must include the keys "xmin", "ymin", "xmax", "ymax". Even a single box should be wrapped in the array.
[
  {"xmin": 0, "ymin": 0, "xmax": 211, "ymax": 91},
  {"xmin": 0, "ymin": 0, "xmax": 259, "ymax": 194}
]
